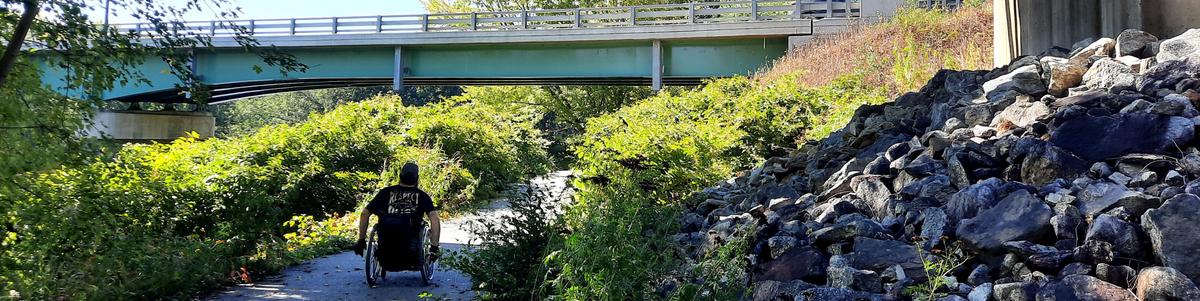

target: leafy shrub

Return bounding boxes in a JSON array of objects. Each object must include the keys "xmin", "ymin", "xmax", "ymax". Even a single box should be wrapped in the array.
[
  {"xmin": 0, "ymin": 94, "xmax": 550, "ymax": 299},
  {"xmin": 443, "ymin": 183, "xmax": 563, "ymax": 300}
]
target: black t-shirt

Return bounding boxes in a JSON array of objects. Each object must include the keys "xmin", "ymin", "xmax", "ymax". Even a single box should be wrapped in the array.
[{"xmin": 365, "ymin": 185, "xmax": 437, "ymax": 227}]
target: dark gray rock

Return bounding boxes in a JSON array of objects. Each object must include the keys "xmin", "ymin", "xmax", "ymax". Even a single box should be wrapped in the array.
[
  {"xmin": 944, "ymin": 178, "xmax": 1004, "ymax": 221},
  {"xmin": 827, "ymin": 256, "xmax": 884, "ymax": 293},
  {"xmin": 1150, "ymin": 94, "xmax": 1198, "ymax": 117},
  {"xmin": 752, "ymin": 279, "xmax": 815, "ymax": 301},
  {"xmin": 1095, "ymin": 263, "xmax": 1136, "ymax": 288},
  {"xmin": 1141, "ymin": 193, "xmax": 1200, "ymax": 284},
  {"xmin": 767, "ymin": 236, "xmax": 800, "ymax": 259},
  {"xmin": 920, "ymin": 207, "xmax": 948, "ymax": 249},
  {"xmin": 852, "ymin": 175, "xmax": 892, "ymax": 219},
  {"xmin": 1075, "ymin": 182, "xmax": 1129, "ymax": 217},
  {"xmin": 1135, "ymin": 266, "xmax": 1200, "ymax": 301},
  {"xmin": 1061, "ymin": 262, "xmax": 1093, "ymax": 277},
  {"xmin": 968, "ymin": 264, "xmax": 992, "ymax": 286},
  {"xmin": 1036, "ymin": 274, "xmax": 1136, "ymax": 301},
  {"xmin": 969, "ymin": 283, "xmax": 993, "ymax": 301},
  {"xmin": 810, "ymin": 214, "xmax": 888, "ymax": 245},
  {"xmin": 1084, "ymin": 214, "xmax": 1143, "ymax": 257},
  {"xmin": 1117, "ymin": 29, "xmax": 1159, "ymax": 57},
  {"xmin": 794, "ymin": 287, "xmax": 889, "ymax": 301},
  {"xmin": 846, "ymin": 237, "xmax": 923, "ymax": 279},
  {"xmin": 1049, "ymin": 113, "xmax": 1194, "ymax": 162},
  {"xmin": 754, "ymin": 246, "xmax": 828, "ymax": 283},
  {"xmin": 1074, "ymin": 239, "xmax": 1116, "ymax": 264},
  {"xmin": 957, "ymin": 190, "xmax": 1053, "ymax": 251},
  {"xmin": 1020, "ymin": 140, "xmax": 1089, "ymax": 186}
]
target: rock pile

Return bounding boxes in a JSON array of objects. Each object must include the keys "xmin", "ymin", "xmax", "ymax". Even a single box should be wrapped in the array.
[{"xmin": 675, "ymin": 28, "xmax": 1200, "ymax": 301}]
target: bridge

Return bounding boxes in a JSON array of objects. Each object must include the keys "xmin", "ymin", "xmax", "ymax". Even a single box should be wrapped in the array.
[
  {"xmin": 49, "ymin": 0, "xmax": 921, "ymax": 140},
  {"xmin": 43, "ymin": 0, "xmax": 908, "ymax": 107}
]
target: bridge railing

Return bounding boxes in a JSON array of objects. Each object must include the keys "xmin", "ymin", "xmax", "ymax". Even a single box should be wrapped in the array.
[{"xmin": 112, "ymin": 0, "xmax": 862, "ymax": 37}]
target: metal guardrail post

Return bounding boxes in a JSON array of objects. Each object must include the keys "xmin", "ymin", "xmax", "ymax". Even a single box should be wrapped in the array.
[
  {"xmin": 828, "ymin": 1, "xmax": 835, "ymax": 18},
  {"xmin": 248, "ymin": 20, "xmax": 255, "ymax": 34},
  {"xmin": 574, "ymin": 8, "xmax": 581, "ymax": 28},
  {"xmin": 689, "ymin": 3, "xmax": 696, "ymax": 23},
  {"xmin": 332, "ymin": 17, "xmax": 339, "ymax": 34},
  {"xmin": 629, "ymin": 7, "xmax": 637, "ymax": 25},
  {"xmin": 471, "ymin": 12, "xmax": 478, "ymax": 30},
  {"xmin": 522, "ymin": 11, "xmax": 529, "ymax": 29},
  {"xmin": 209, "ymin": 21, "xmax": 216, "ymax": 35},
  {"xmin": 290, "ymin": 19, "xmax": 297, "ymax": 35},
  {"xmin": 376, "ymin": 16, "xmax": 384, "ymax": 33},
  {"xmin": 751, "ymin": 0, "xmax": 758, "ymax": 21},
  {"xmin": 421, "ymin": 15, "xmax": 429, "ymax": 31}
]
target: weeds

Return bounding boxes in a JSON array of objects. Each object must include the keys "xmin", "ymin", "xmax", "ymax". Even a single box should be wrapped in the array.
[{"xmin": 906, "ymin": 239, "xmax": 971, "ymax": 301}]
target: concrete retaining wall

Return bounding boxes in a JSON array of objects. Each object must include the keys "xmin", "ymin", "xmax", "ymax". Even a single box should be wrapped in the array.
[
  {"xmin": 87, "ymin": 111, "xmax": 215, "ymax": 141},
  {"xmin": 994, "ymin": 0, "xmax": 1199, "ymax": 66}
]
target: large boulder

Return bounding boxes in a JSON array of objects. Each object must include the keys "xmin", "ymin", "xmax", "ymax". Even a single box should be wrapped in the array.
[
  {"xmin": 1084, "ymin": 214, "xmax": 1142, "ymax": 256},
  {"xmin": 1049, "ymin": 113, "xmax": 1194, "ymax": 162},
  {"xmin": 1019, "ymin": 141, "xmax": 1089, "ymax": 186},
  {"xmin": 983, "ymin": 65, "xmax": 1047, "ymax": 96},
  {"xmin": 845, "ymin": 237, "xmax": 923, "ymax": 279},
  {"xmin": 1157, "ymin": 28, "xmax": 1200, "ymax": 63},
  {"xmin": 753, "ymin": 246, "xmax": 829, "ymax": 283},
  {"xmin": 1047, "ymin": 61, "xmax": 1087, "ymax": 97},
  {"xmin": 1037, "ymin": 274, "xmax": 1137, "ymax": 301},
  {"xmin": 1116, "ymin": 29, "xmax": 1158, "ymax": 57},
  {"xmin": 991, "ymin": 95, "xmax": 1052, "ymax": 128},
  {"xmin": 944, "ymin": 178, "xmax": 1003, "ymax": 221},
  {"xmin": 1141, "ymin": 193, "xmax": 1200, "ymax": 284},
  {"xmin": 1070, "ymin": 38, "xmax": 1116, "ymax": 66},
  {"xmin": 752, "ymin": 280, "xmax": 815, "ymax": 301},
  {"xmin": 957, "ymin": 190, "xmax": 1053, "ymax": 251},
  {"xmin": 1083, "ymin": 58, "xmax": 1137, "ymax": 90},
  {"xmin": 1135, "ymin": 267, "xmax": 1200, "ymax": 301},
  {"xmin": 1074, "ymin": 181, "xmax": 1129, "ymax": 217}
]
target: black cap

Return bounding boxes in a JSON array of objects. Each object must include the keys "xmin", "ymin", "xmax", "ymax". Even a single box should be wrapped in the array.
[{"xmin": 400, "ymin": 162, "xmax": 419, "ymax": 186}]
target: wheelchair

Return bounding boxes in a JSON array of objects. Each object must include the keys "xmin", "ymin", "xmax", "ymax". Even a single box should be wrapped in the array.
[{"xmin": 364, "ymin": 222, "xmax": 435, "ymax": 286}]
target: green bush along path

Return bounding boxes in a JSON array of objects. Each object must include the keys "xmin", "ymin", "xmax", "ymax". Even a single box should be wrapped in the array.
[{"xmin": 206, "ymin": 171, "xmax": 574, "ymax": 301}]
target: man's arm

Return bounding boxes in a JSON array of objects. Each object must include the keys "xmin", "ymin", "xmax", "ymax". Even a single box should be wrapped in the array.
[
  {"xmin": 357, "ymin": 208, "xmax": 372, "ymax": 242},
  {"xmin": 427, "ymin": 211, "xmax": 440, "ymax": 248}
]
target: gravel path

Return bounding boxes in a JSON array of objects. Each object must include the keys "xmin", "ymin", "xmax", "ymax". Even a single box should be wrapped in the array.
[{"xmin": 206, "ymin": 171, "xmax": 573, "ymax": 301}]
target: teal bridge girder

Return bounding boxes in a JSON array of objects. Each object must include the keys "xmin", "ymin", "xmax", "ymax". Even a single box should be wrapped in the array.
[{"xmin": 44, "ymin": 0, "xmax": 907, "ymax": 104}]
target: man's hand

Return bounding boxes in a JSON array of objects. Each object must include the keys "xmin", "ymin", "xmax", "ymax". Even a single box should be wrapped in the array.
[{"xmin": 353, "ymin": 239, "xmax": 366, "ymax": 256}]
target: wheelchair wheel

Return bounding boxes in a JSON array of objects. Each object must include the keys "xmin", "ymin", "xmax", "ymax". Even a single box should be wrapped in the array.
[
  {"xmin": 419, "ymin": 226, "xmax": 434, "ymax": 286},
  {"xmin": 365, "ymin": 227, "xmax": 384, "ymax": 286}
]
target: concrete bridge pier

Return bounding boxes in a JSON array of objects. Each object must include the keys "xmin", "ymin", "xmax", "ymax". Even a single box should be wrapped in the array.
[{"xmin": 86, "ymin": 110, "xmax": 216, "ymax": 141}]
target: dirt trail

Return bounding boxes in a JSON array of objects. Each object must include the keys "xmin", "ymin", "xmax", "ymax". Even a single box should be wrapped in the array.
[{"xmin": 206, "ymin": 171, "xmax": 573, "ymax": 301}]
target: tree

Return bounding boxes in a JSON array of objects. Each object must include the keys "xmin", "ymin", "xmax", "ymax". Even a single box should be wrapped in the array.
[
  {"xmin": 0, "ymin": 0, "xmax": 305, "ymax": 191},
  {"xmin": 211, "ymin": 86, "xmax": 463, "ymax": 137}
]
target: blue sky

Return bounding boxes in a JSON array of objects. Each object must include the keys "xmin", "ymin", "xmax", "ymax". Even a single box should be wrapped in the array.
[{"xmin": 89, "ymin": 0, "xmax": 430, "ymax": 24}]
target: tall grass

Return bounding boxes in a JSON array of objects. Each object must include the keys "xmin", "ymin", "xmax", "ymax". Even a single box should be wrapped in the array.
[{"xmin": 756, "ymin": 4, "xmax": 993, "ymax": 97}]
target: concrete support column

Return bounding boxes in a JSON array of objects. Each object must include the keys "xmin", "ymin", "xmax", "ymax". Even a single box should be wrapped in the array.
[
  {"xmin": 651, "ymin": 40, "xmax": 663, "ymax": 91},
  {"xmin": 393, "ymin": 46, "xmax": 404, "ymax": 93},
  {"xmin": 87, "ymin": 111, "xmax": 216, "ymax": 141}
]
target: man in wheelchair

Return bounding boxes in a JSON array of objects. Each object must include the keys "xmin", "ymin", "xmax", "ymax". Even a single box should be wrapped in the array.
[{"xmin": 353, "ymin": 163, "xmax": 441, "ymax": 277}]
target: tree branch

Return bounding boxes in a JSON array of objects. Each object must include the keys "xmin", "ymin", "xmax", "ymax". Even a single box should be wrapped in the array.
[{"xmin": 0, "ymin": 0, "xmax": 40, "ymax": 88}]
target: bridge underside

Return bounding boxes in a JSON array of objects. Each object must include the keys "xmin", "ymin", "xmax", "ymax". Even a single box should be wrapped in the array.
[
  {"xmin": 45, "ymin": 37, "xmax": 788, "ymax": 104},
  {"xmin": 108, "ymin": 77, "xmax": 710, "ymax": 104}
]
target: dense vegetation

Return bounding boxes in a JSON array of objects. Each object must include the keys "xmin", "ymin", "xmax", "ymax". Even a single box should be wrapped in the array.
[
  {"xmin": 1, "ymin": 95, "xmax": 551, "ymax": 299},
  {"xmin": 449, "ymin": 5, "xmax": 994, "ymax": 300},
  {"xmin": 2, "ymin": 0, "xmax": 994, "ymax": 299}
]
